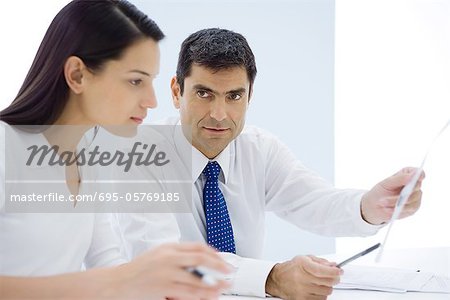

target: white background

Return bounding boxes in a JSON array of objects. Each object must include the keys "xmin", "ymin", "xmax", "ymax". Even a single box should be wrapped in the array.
[{"xmin": 336, "ymin": 0, "xmax": 450, "ymax": 253}]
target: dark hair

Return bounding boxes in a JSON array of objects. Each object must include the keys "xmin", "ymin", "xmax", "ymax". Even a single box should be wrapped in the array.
[
  {"xmin": 0, "ymin": 0, "xmax": 164, "ymax": 125},
  {"xmin": 176, "ymin": 28, "xmax": 257, "ymax": 96}
]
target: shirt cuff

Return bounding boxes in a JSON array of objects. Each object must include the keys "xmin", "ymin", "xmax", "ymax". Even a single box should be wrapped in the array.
[
  {"xmin": 220, "ymin": 253, "xmax": 276, "ymax": 297},
  {"xmin": 351, "ymin": 190, "xmax": 385, "ymax": 235}
]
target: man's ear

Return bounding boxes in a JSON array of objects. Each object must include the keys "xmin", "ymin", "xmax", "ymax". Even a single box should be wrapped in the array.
[
  {"xmin": 64, "ymin": 56, "xmax": 88, "ymax": 94},
  {"xmin": 248, "ymin": 85, "xmax": 253, "ymax": 104},
  {"xmin": 170, "ymin": 76, "xmax": 182, "ymax": 109}
]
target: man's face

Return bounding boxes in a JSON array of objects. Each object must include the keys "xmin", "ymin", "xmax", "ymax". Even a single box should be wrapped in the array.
[{"xmin": 171, "ymin": 64, "xmax": 251, "ymax": 158}]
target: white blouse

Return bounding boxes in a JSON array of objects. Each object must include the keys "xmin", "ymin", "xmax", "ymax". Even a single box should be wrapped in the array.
[{"xmin": 0, "ymin": 122, "xmax": 127, "ymax": 276}]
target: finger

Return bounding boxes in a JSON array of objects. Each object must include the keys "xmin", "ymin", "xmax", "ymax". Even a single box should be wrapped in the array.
[
  {"xmin": 379, "ymin": 196, "xmax": 398, "ymax": 208},
  {"xmin": 306, "ymin": 273, "xmax": 340, "ymax": 287},
  {"xmin": 169, "ymin": 267, "xmax": 219, "ymax": 289},
  {"xmin": 381, "ymin": 197, "xmax": 421, "ymax": 220},
  {"xmin": 172, "ymin": 242, "xmax": 219, "ymax": 255},
  {"xmin": 401, "ymin": 167, "xmax": 425, "ymax": 181},
  {"xmin": 404, "ymin": 193, "xmax": 422, "ymax": 210},
  {"xmin": 380, "ymin": 167, "xmax": 416, "ymax": 190},
  {"xmin": 411, "ymin": 184, "xmax": 422, "ymax": 194},
  {"xmin": 307, "ymin": 284, "xmax": 334, "ymax": 296},
  {"xmin": 400, "ymin": 187, "xmax": 422, "ymax": 216},
  {"xmin": 382, "ymin": 187, "xmax": 422, "ymax": 209},
  {"xmin": 400, "ymin": 194, "xmax": 421, "ymax": 218},
  {"xmin": 303, "ymin": 263, "xmax": 341, "ymax": 286},
  {"xmin": 175, "ymin": 252, "xmax": 230, "ymax": 273},
  {"xmin": 303, "ymin": 257, "xmax": 342, "ymax": 279},
  {"xmin": 406, "ymin": 190, "xmax": 422, "ymax": 204},
  {"xmin": 415, "ymin": 169, "xmax": 426, "ymax": 182},
  {"xmin": 308, "ymin": 255, "xmax": 337, "ymax": 267},
  {"xmin": 171, "ymin": 267, "xmax": 231, "ymax": 291},
  {"xmin": 380, "ymin": 167, "xmax": 424, "ymax": 191}
]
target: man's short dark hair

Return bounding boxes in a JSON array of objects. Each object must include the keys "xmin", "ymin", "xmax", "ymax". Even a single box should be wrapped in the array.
[{"xmin": 176, "ymin": 28, "xmax": 257, "ymax": 96}]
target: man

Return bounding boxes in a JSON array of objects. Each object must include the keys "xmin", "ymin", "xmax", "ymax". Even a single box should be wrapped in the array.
[{"xmin": 118, "ymin": 28, "xmax": 424, "ymax": 299}]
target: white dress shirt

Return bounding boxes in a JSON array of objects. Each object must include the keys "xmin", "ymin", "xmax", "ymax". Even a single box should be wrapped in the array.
[
  {"xmin": 117, "ymin": 117, "xmax": 382, "ymax": 297},
  {"xmin": 0, "ymin": 122, "xmax": 127, "ymax": 276}
]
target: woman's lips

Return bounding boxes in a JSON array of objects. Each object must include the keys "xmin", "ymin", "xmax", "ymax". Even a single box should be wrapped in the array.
[{"xmin": 130, "ymin": 117, "xmax": 144, "ymax": 124}]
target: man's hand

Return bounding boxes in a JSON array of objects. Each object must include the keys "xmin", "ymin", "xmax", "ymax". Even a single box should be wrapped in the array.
[
  {"xmin": 265, "ymin": 255, "xmax": 342, "ymax": 300},
  {"xmin": 361, "ymin": 167, "xmax": 425, "ymax": 225}
]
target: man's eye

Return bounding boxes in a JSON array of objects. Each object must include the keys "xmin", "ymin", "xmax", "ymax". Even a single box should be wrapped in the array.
[
  {"xmin": 197, "ymin": 90, "xmax": 210, "ymax": 98},
  {"xmin": 229, "ymin": 93, "xmax": 242, "ymax": 100},
  {"xmin": 130, "ymin": 79, "xmax": 143, "ymax": 86}
]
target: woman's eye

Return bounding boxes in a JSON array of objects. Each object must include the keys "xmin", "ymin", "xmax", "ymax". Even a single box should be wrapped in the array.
[
  {"xmin": 197, "ymin": 90, "xmax": 210, "ymax": 98},
  {"xmin": 130, "ymin": 79, "xmax": 143, "ymax": 86}
]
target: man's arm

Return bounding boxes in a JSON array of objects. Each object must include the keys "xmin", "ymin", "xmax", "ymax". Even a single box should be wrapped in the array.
[
  {"xmin": 259, "ymin": 130, "xmax": 424, "ymax": 298},
  {"xmin": 262, "ymin": 131, "xmax": 381, "ymax": 236},
  {"xmin": 263, "ymin": 133, "xmax": 424, "ymax": 233}
]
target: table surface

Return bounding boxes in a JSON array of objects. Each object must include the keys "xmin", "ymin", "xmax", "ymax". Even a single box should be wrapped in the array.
[{"xmin": 221, "ymin": 247, "xmax": 450, "ymax": 300}]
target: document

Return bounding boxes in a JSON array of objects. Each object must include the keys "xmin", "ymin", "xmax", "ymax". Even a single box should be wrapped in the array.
[
  {"xmin": 376, "ymin": 118, "xmax": 450, "ymax": 262},
  {"xmin": 335, "ymin": 265, "xmax": 450, "ymax": 293}
]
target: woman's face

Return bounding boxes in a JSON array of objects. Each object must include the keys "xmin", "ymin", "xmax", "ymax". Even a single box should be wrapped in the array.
[{"xmin": 79, "ymin": 38, "xmax": 160, "ymax": 128}]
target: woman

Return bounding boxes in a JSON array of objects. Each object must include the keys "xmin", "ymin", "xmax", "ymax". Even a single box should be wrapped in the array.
[{"xmin": 0, "ymin": 0, "xmax": 228, "ymax": 299}]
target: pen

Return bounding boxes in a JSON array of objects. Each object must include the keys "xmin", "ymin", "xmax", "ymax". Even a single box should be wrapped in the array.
[
  {"xmin": 336, "ymin": 243, "xmax": 381, "ymax": 268},
  {"xmin": 187, "ymin": 266, "xmax": 220, "ymax": 286}
]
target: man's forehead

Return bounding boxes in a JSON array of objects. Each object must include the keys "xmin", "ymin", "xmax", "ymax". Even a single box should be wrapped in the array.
[{"xmin": 185, "ymin": 65, "xmax": 249, "ymax": 91}]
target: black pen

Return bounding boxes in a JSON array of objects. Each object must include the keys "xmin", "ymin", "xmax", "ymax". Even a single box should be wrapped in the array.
[
  {"xmin": 187, "ymin": 267, "xmax": 219, "ymax": 286},
  {"xmin": 336, "ymin": 243, "xmax": 381, "ymax": 268}
]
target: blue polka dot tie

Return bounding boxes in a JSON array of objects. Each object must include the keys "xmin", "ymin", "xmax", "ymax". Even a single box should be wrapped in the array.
[{"xmin": 202, "ymin": 161, "xmax": 236, "ymax": 253}]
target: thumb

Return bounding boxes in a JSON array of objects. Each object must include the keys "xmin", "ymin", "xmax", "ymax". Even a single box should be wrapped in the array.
[{"xmin": 380, "ymin": 167, "xmax": 423, "ymax": 191}]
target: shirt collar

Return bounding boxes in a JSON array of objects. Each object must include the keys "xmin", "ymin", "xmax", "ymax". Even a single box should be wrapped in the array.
[{"xmin": 173, "ymin": 119, "xmax": 231, "ymax": 183}]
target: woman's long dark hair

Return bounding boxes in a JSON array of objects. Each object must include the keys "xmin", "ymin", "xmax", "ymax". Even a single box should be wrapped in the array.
[{"xmin": 0, "ymin": 0, "xmax": 164, "ymax": 125}]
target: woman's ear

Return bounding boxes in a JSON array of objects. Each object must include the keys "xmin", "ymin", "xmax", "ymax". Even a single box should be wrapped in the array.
[
  {"xmin": 170, "ymin": 76, "xmax": 181, "ymax": 109},
  {"xmin": 64, "ymin": 56, "xmax": 87, "ymax": 94}
]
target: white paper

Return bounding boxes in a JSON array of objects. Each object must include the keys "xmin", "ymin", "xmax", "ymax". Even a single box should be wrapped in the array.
[
  {"xmin": 335, "ymin": 265, "xmax": 450, "ymax": 294},
  {"xmin": 376, "ymin": 119, "xmax": 450, "ymax": 262}
]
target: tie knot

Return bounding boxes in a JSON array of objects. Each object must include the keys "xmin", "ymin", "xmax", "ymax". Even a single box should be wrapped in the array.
[{"xmin": 203, "ymin": 161, "xmax": 221, "ymax": 180}]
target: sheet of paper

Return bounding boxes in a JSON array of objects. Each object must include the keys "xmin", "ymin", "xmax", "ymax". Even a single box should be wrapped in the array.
[
  {"xmin": 376, "ymin": 119, "xmax": 450, "ymax": 262},
  {"xmin": 335, "ymin": 265, "xmax": 450, "ymax": 294},
  {"xmin": 417, "ymin": 275, "xmax": 450, "ymax": 294}
]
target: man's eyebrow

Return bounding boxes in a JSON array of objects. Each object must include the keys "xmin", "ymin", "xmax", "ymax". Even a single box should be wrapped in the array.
[
  {"xmin": 192, "ymin": 84, "xmax": 217, "ymax": 94},
  {"xmin": 192, "ymin": 84, "xmax": 247, "ymax": 95},
  {"xmin": 227, "ymin": 88, "xmax": 247, "ymax": 94}
]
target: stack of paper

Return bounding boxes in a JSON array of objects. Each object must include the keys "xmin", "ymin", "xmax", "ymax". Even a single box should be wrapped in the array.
[{"xmin": 335, "ymin": 265, "xmax": 450, "ymax": 293}]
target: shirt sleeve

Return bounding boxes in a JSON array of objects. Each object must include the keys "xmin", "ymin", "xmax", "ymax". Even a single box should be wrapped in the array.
[
  {"xmin": 220, "ymin": 253, "xmax": 277, "ymax": 297},
  {"xmin": 261, "ymin": 131, "xmax": 382, "ymax": 236},
  {"xmin": 84, "ymin": 213, "xmax": 128, "ymax": 268},
  {"xmin": 114, "ymin": 212, "xmax": 180, "ymax": 259}
]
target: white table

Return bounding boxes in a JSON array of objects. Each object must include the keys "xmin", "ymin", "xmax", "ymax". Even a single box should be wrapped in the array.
[{"xmin": 221, "ymin": 247, "xmax": 450, "ymax": 300}]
